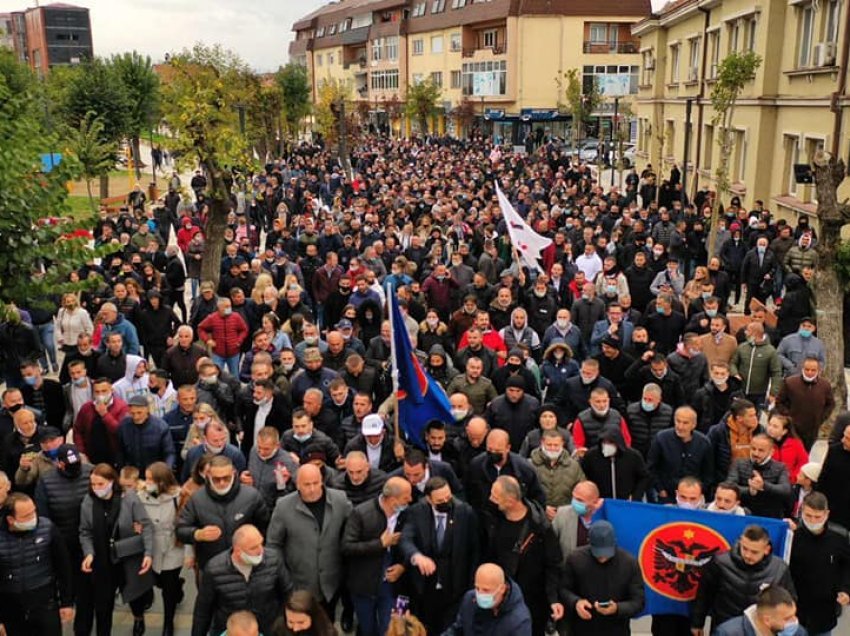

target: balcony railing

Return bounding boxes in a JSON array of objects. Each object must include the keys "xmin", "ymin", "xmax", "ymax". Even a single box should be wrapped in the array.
[
  {"xmin": 462, "ymin": 44, "xmax": 506, "ymax": 58},
  {"xmin": 583, "ymin": 41, "xmax": 639, "ymax": 54}
]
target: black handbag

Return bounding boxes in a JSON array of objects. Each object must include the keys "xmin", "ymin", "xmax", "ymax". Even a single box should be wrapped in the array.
[{"xmin": 110, "ymin": 521, "xmax": 145, "ymax": 564}]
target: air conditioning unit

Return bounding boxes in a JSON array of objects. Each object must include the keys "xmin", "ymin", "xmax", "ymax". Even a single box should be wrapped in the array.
[
  {"xmin": 644, "ymin": 57, "xmax": 655, "ymax": 70},
  {"xmin": 814, "ymin": 42, "xmax": 837, "ymax": 67}
]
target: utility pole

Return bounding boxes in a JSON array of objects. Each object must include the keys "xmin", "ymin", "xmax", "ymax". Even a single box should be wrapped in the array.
[{"xmin": 683, "ymin": 97, "xmax": 693, "ymax": 205}]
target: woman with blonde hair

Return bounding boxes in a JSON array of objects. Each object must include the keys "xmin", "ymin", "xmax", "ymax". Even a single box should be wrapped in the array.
[
  {"xmin": 56, "ymin": 292, "xmax": 93, "ymax": 353},
  {"xmin": 180, "ymin": 402, "xmax": 227, "ymax": 460},
  {"xmin": 385, "ymin": 613, "xmax": 427, "ymax": 636},
  {"xmin": 682, "ymin": 265, "xmax": 710, "ymax": 315},
  {"xmin": 251, "ymin": 272, "xmax": 275, "ymax": 304}
]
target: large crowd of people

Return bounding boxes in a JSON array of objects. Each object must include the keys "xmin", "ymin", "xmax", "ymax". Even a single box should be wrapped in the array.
[{"xmin": 0, "ymin": 133, "xmax": 847, "ymax": 636}]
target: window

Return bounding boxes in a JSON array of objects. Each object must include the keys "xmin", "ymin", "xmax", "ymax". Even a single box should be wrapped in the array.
[
  {"xmin": 641, "ymin": 51, "xmax": 654, "ymax": 86},
  {"xmin": 728, "ymin": 20, "xmax": 740, "ymax": 53},
  {"xmin": 316, "ymin": 53, "xmax": 323, "ymax": 66},
  {"xmin": 583, "ymin": 65, "xmax": 639, "ymax": 95},
  {"xmin": 339, "ymin": 18, "xmax": 350, "ymax": 33},
  {"xmin": 371, "ymin": 69, "xmax": 400, "ymax": 91},
  {"xmin": 431, "ymin": 71, "xmax": 443, "ymax": 87},
  {"xmin": 451, "ymin": 70, "xmax": 462, "ymax": 88},
  {"xmin": 451, "ymin": 0, "xmax": 467, "ymax": 7},
  {"xmin": 316, "ymin": 26, "xmax": 325, "ymax": 37},
  {"xmin": 688, "ymin": 38, "xmax": 700, "ymax": 81},
  {"xmin": 665, "ymin": 120, "xmax": 676, "ymax": 159},
  {"xmin": 826, "ymin": 0, "xmax": 841, "ymax": 44},
  {"xmin": 589, "ymin": 23, "xmax": 608, "ymax": 43},
  {"xmin": 806, "ymin": 137, "xmax": 824, "ymax": 163},
  {"xmin": 670, "ymin": 44, "xmax": 680, "ymax": 83},
  {"xmin": 386, "ymin": 36, "xmax": 399, "ymax": 61},
  {"xmin": 745, "ymin": 17, "xmax": 757, "ymax": 52},
  {"xmin": 799, "ymin": 4, "xmax": 815, "ymax": 67},
  {"xmin": 328, "ymin": 24, "xmax": 337, "ymax": 35},
  {"xmin": 450, "ymin": 33, "xmax": 462, "ymax": 51},
  {"xmin": 328, "ymin": 53, "xmax": 335, "ymax": 65},
  {"xmin": 372, "ymin": 38, "xmax": 383, "ymax": 61},
  {"xmin": 413, "ymin": 39, "xmax": 424, "ymax": 55},
  {"xmin": 733, "ymin": 130, "xmax": 747, "ymax": 182},
  {"xmin": 483, "ymin": 29, "xmax": 497, "ymax": 48},
  {"xmin": 461, "ymin": 60, "xmax": 507, "ymax": 96},
  {"xmin": 412, "ymin": 2, "xmax": 427, "ymax": 17},
  {"xmin": 703, "ymin": 125, "xmax": 714, "ymax": 169},
  {"xmin": 709, "ymin": 31, "xmax": 720, "ymax": 78},
  {"xmin": 431, "ymin": 0, "xmax": 446, "ymax": 13},
  {"xmin": 412, "ymin": 73, "xmax": 424, "ymax": 85},
  {"xmin": 785, "ymin": 135, "xmax": 800, "ymax": 196},
  {"xmin": 432, "ymin": 35, "xmax": 444, "ymax": 54}
]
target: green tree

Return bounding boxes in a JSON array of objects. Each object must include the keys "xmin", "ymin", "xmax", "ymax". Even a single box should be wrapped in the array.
[
  {"xmin": 66, "ymin": 112, "xmax": 119, "ymax": 211},
  {"xmin": 160, "ymin": 43, "xmax": 253, "ymax": 289},
  {"xmin": 276, "ymin": 63, "xmax": 311, "ymax": 139},
  {"xmin": 561, "ymin": 68, "xmax": 603, "ymax": 146},
  {"xmin": 246, "ymin": 77, "xmax": 283, "ymax": 161},
  {"xmin": 707, "ymin": 50, "xmax": 762, "ymax": 256},
  {"xmin": 111, "ymin": 51, "xmax": 161, "ymax": 182},
  {"xmin": 405, "ymin": 79, "xmax": 442, "ymax": 133},
  {"xmin": 0, "ymin": 51, "xmax": 96, "ymax": 318}
]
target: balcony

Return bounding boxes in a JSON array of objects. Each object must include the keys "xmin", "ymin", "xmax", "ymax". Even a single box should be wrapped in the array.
[
  {"xmin": 343, "ymin": 58, "xmax": 367, "ymax": 70},
  {"xmin": 583, "ymin": 41, "xmax": 639, "ymax": 54},
  {"xmin": 462, "ymin": 44, "xmax": 505, "ymax": 58}
]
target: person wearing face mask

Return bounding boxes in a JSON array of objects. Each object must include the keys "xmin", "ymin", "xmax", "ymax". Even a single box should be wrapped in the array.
[
  {"xmin": 540, "ymin": 340, "xmax": 580, "ymax": 399},
  {"xmin": 530, "ymin": 430, "xmax": 585, "ymax": 520},
  {"xmin": 465, "ymin": 429, "xmax": 546, "ymax": 511},
  {"xmin": 580, "ymin": 426, "xmax": 648, "ymax": 501},
  {"xmin": 776, "ymin": 318, "xmax": 826, "ymax": 376},
  {"xmin": 282, "ymin": 410, "xmax": 342, "ymax": 467},
  {"xmin": 693, "ymin": 361, "xmax": 744, "ymax": 434},
  {"xmin": 706, "ymin": 481, "xmax": 748, "ymax": 515},
  {"xmin": 13, "ymin": 425, "xmax": 69, "ymax": 493},
  {"xmin": 776, "ymin": 275, "xmax": 816, "ymax": 338},
  {"xmin": 343, "ymin": 414, "xmax": 400, "ymax": 473},
  {"xmin": 713, "ymin": 585, "xmax": 806, "ymax": 636},
  {"xmin": 523, "ymin": 276, "xmax": 559, "ymax": 338},
  {"xmin": 554, "ymin": 358, "xmax": 624, "ymax": 424},
  {"xmin": 730, "ymin": 322, "xmax": 783, "ymax": 411},
  {"xmin": 443, "ymin": 563, "xmax": 532, "ymax": 636},
  {"xmin": 198, "ymin": 298, "xmax": 249, "ymax": 378},
  {"xmin": 551, "ymin": 480, "xmax": 603, "ymax": 565},
  {"xmin": 399, "ymin": 476, "xmax": 480, "ymax": 635},
  {"xmin": 19, "ymin": 359, "xmax": 64, "ymax": 431},
  {"xmin": 778, "ymin": 357, "xmax": 835, "ymax": 453},
  {"xmin": 727, "ymin": 433, "xmax": 792, "ymax": 519},
  {"xmin": 64, "ymin": 359, "xmax": 94, "ymax": 428},
  {"xmin": 542, "ymin": 308, "xmax": 586, "ymax": 358},
  {"xmin": 485, "ymin": 376, "xmax": 541, "ymax": 450},
  {"xmin": 572, "ymin": 387, "xmax": 632, "ymax": 453},
  {"xmin": 0, "ymin": 492, "xmax": 75, "ymax": 636},
  {"xmin": 740, "ymin": 236, "xmax": 777, "ymax": 312},
  {"xmin": 192, "ymin": 524, "xmax": 292, "ymax": 636},
  {"xmin": 0, "ymin": 388, "xmax": 30, "ymax": 441},
  {"xmin": 341, "ymin": 476, "xmax": 412, "ymax": 636},
  {"xmin": 177, "ymin": 455, "xmax": 268, "ymax": 574},
  {"xmin": 788, "ymin": 492, "xmax": 850, "ymax": 636},
  {"xmin": 626, "ymin": 383, "xmax": 674, "ymax": 460},
  {"xmin": 79, "ymin": 463, "xmax": 154, "ymax": 636},
  {"xmin": 183, "ymin": 418, "xmax": 245, "ymax": 481}
]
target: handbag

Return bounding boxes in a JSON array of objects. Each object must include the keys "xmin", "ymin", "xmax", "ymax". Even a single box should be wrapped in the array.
[{"xmin": 110, "ymin": 520, "xmax": 145, "ymax": 564}]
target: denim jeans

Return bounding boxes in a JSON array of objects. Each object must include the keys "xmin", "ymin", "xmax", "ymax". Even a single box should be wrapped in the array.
[
  {"xmin": 37, "ymin": 322, "xmax": 57, "ymax": 370},
  {"xmin": 212, "ymin": 353, "xmax": 240, "ymax": 377},
  {"xmin": 352, "ymin": 583, "xmax": 395, "ymax": 636}
]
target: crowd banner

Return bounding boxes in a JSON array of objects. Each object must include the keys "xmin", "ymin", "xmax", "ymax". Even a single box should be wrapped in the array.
[
  {"xmin": 495, "ymin": 182, "xmax": 551, "ymax": 274},
  {"xmin": 596, "ymin": 499, "xmax": 793, "ymax": 617}
]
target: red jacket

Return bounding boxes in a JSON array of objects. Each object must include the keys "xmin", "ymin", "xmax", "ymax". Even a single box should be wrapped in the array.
[
  {"xmin": 198, "ymin": 311, "xmax": 249, "ymax": 357},
  {"xmin": 73, "ymin": 397, "xmax": 128, "ymax": 460},
  {"xmin": 421, "ymin": 272, "xmax": 459, "ymax": 313},
  {"xmin": 772, "ymin": 436, "xmax": 808, "ymax": 482}
]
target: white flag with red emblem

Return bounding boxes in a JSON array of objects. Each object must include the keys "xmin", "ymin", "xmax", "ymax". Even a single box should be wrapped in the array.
[{"xmin": 496, "ymin": 183, "xmax": 552, "ymax": 274}]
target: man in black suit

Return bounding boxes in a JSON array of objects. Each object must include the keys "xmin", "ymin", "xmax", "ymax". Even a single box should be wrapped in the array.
[
  {"xmin": 341, "ymin": 476, "xmax": 412, "ymax": 636},
  {"xmin": 399, "ymin": 476, "xmax": 480, "ymax": 635},
  {"xmin": 390, "ymin": 448, "xmax": 463, "ymax": 503},
  {"xmin": 239, "ymin": 379, "xmax": 291, "ymax": 455}
]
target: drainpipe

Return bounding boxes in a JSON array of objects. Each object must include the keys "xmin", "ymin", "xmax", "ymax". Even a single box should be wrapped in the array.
[
  {"xmin": 692, "ymin": 5, "xmax": 711, "ymax": 205},
  {"xmin": 830, "ymin": 0, "xmax": 850, "ymax": 157}
]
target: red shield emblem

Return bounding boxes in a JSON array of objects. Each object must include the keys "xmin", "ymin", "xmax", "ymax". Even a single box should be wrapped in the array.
[{"xmin": 638, "ymin": 522, "xmax": 729, "ymax": 601}]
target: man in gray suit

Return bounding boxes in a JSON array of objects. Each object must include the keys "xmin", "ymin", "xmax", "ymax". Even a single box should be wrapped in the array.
[
  {"xmin": 266, "ymin": 463, "xmax": 353, "ymax": 614},
  {"xmin": 551, "ymin": 480, "xmax": 603, "ymax": 567}
]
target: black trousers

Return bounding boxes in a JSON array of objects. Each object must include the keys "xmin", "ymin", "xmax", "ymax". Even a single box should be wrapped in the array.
[
  {"xmin": 651, "ymin": 613, "xmax": 692, "ymax": 636},
  {"xmin": 75, "ymin": 565, "xmax": 149, "ymax": 636},
  {"xmin": 0, "ymin": 586, "xmax": 62, "ymax": 636},
  {"xmin": 413, "ymin": 586, "xmax": 459, "ymax": 636},
  {"xmin": 155, "ymin": 567, "xmax": 183, "ymax": 629}
]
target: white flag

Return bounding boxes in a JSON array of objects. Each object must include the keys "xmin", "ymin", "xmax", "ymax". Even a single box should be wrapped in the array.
[{"xmin": 496, "ymin": 183, "xmax": 552, "ymax": 274}]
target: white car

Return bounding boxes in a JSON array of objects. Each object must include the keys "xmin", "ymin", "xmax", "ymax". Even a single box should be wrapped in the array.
[{"xmin": 615, "ymin": 143, "xmax": 636, "ymax": 168}]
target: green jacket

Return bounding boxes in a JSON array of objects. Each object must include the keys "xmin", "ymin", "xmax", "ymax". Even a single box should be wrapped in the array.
[
  {"xmin": 730, "ymin": 339, "xmax": 783, "ymax": 397},
  {"xmin": 529, "ymin": 447, "xmax": 586, "ymax": 508}
]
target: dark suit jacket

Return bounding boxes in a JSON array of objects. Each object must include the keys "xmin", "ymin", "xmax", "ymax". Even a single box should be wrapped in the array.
[
  {"xmin": 465, "ymin": 452, "xmax": 546, "ymax": 511},
  {"xmin": 390, "ymin": 460, "xmax": 463, "ymax": 503},
  {"xmin": 340, "ymin": 497, "xmax": 400, "ymax": 597},
  {"xmin": 239, "ymin": 393, "xmax": 291, "ymax": 454},
  {"xmin": 399, "ymin": 497, "xmax": 479, "ymax": 599}
]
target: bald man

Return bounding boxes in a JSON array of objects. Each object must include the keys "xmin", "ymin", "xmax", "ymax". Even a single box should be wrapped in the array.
[
  {"xmin": 266, "ymin": 464, "xmax": 352, "ymax": 612},
  {"xmin": 342, "ymin": 476, "xmax": 413, "ymax": 636},
  {"xmin": 551, "ymin": 481, "xmax": 603, "ymax": 567},
  {"xmin": 192, "ymin": 524, "xmax": 292, "ymax": 636},
  {"xmin": 444, "ymin": 563, "xmax": 532, "ymax": 635},
  {"xmin": 464, "ymin": 428, "xmax": 546, "ymax": 511}
]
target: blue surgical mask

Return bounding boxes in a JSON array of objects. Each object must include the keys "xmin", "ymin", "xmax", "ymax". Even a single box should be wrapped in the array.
[
  {"xmin": 777, "ymin": 619, "xmax": 799, "ymax": 636},
  {"xmin": 656, "ymin": 306, "xmax": 665, "ymax": 315},
  {"xmin": 757, "ymin": 246, "xmax": 765, "ymax": 253},
  {"xmin": 571, "ymin": 498, "xmax": 588, "ymax": 516},
  {"xmin": 72, "ymin": 377, "xmax": 88, "ymax": 387},
  {"xmin": 23, "ymin": 376, "xmax": 37, "ymax": 387},
  {"xmin": 293, "ymin": 433, "xmax": 312, "ymax": 443},
  {"xmin": 799, "ymin": 329, "xmax": 812, "ymax": 338},
  {"xmin": 641, "ymin": 399, "xmax": 657, "ymax": 412},
  {"xmin": 475, "ymin": 591, "xmax": 497, "ymax": 610},
  {"xmin": 705, "ymin": 309, "xmax": 717, "ymax": 318}
]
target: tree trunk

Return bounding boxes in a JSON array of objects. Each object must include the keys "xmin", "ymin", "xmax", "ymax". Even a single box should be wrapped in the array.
[
  {"xmin": 812, "ymin": 153, "xmax": 849, "ymax": 425},
  {"xmin": 199, "ymin": 161, "xmax": 230, "ymax": 291},
  {"xmin": 85, "ymin": 179, "xmax": 95, "ymax": 212},
  {"xmin": 707, "ymin": 126, "xmax": 733, "ymax": 258},
  {"xmin": 131, "ymin": 136, "xmax": 142, "ymax": 183},
  {"xmin": 99, "ymin": 174, "xmax": 109, "ymax": 200}
]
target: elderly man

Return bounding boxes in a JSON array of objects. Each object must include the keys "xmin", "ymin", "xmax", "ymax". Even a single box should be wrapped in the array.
[
  {"xmin": 192, "ymin": 524, "xmax": 292, "ymax": 636},
  {"xmin": 444, "ymin": 563, "xmax": 533, "ymax": 636},
  {"xmin": 117, "ymin": 394, "xmax": 176, "ymax": 471},
  {"xmin": 98, "ymin": 302, "xmax": 140, "ymax": 355},
  {"xmin": 266, "ymin": 464, "xmax": 353, "ymax": 613},
  {"xmin": 161, "ymin": 325, "xmax": 207, "ymax": 387},
  {"xmin": 198, "ymin": 297, "xmax": 249, "ymax": 377},
  {"xmin": 330, "ymin": 450, "xmax": 388, "ymax": 505}
]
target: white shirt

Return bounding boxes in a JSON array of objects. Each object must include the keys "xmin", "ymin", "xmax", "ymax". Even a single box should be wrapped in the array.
[
  {"xmin": 366, "ymin": 443, "xmax": 382, "ymax": 469},
  {"xmin": 253, "ymin": 399, "xmax": 273, "ymax": 447},
  {"xmin": 575, "ymin": 252, "xmax": 603, "ymax": 281},
  {"xmin": 69, "ymin": 382, "xmax": 92, "ymax": 419},
  {"xmin": 415, "ymin": 467, "xmax": 431, "ymax": 493}
]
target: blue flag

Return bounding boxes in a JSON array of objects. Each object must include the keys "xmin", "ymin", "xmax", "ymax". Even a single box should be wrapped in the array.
[
  {"xmin": 596, "ymin": 499, "xmax": 792, "ymax": 617},
  {"xmin": 389, "ymin": 291, "xmax": 454, "ymax": 447}
]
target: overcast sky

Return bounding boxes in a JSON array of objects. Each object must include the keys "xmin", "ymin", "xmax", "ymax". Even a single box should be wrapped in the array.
[{"xmin": 1, "ymin": 0, "xmax": 667, "ymax": 72}]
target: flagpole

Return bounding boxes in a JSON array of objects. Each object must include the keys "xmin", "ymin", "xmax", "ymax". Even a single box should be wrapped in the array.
[{"xmin": 386, "ymin": 284, "xmax": 403, "ymax": 451}]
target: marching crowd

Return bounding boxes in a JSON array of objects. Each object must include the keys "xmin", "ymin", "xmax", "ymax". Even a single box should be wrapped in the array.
[{"xmin": 0, "ymin": 133, "xmax": 848, "ymax": 636}]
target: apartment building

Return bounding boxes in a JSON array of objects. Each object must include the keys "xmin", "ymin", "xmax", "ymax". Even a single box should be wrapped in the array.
[
  {"xmin": 290, "ymin": 0, "xmax": 651, "ymax": 142},
  {"xmin": 632, "ymin": 0, "xmax": 850, "ymax": 218},
  {"xmin": 0, "ymin": 3, "xmax": 92, "ymax": 74}
]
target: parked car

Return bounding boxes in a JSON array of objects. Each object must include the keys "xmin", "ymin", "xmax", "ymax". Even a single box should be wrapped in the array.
[{"xmin": 614, "ymin": 143, "xmax": 636, "ymax": 168}]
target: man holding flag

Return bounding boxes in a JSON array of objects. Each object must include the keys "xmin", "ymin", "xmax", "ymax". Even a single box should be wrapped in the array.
[{"xmin": 495, "ymin": 183, "xmax": 552, "ymax": 275}]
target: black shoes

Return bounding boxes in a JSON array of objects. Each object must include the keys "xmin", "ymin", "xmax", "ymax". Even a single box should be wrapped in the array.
[{"xmin": 133, "ymin": 617, "xmax": 145, "ymax": 636}]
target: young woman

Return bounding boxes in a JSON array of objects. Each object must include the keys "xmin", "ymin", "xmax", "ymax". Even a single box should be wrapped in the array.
[
  {"xmin": 272, "ymin": 590, "xmax": 338, "ymax": 636},
  {"xmin": 78, "ymin": 463, "xmax": 154, "ymax": 636},
  {"xmin": 56, "ymin": 292, "xmax": 93, "ymax": 353},
  {"xmin": 138, "ymin": 462, "xmax": 189, "ymax": 636},
  {"xmin": 766, "ymin": 412, "xmax": 808, "ymax": 482}
]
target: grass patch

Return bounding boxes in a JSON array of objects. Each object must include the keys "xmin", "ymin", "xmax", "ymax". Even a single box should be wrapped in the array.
[{"xmin": 66, "ymin": 195, "xmax": 95, "ymax": 218}]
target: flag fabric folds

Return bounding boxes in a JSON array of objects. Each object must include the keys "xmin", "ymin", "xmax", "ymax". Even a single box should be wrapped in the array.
[
  {"xmin": 495, "ymin": 182, "xmax": 552, "ymax": 274},
  {"xmin": 596, "ymin": 499, "xmax": 792, "ymax": 617},
  {"xmin": 388, "ymin": 289, "xmax": 454, "ymax": 447}
]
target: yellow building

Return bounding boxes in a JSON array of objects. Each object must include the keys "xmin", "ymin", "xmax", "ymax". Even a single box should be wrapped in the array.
[
  {"xmin": 633, "ymin": 0, "xmax": 850, "ymax": 218},
  {"xmin": 290, "ymin": 0, "xmax": 651, "ymax": 142}
]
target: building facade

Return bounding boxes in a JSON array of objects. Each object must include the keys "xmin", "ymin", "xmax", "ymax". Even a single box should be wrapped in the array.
[
  {"xmin": 632, "ymin": 0, "xmax": 850, "ymax": 218},
  {"xmin": 1, "ymin": 3, "xmax": 93, "ymax": 74},
  {"xmin": 290, "ymin": 0, "xmax": 651, "ymax": 142}
]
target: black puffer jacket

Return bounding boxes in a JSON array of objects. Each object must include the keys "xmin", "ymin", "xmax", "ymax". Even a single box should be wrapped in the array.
[
  {"xmin": 691, "ymin": 546, "xmax": 795, "ymax": 629},
  {"xmin": 0, "ymin": 517, "xmax": 72, "ymax": 605},
  {"xmin": 692, "ymin": 379, "xmax": 744, "ymax": 434},
  {"xmin": 34, "ymin": 463, "xmax": 93, "ymax": 555},
  {"xmin": 625, "ymin": 402, "xmax": 673, "ymax": 458},
  {"xmin": 192, "ymin": 546, "xmax": 292, "ymax": 636}
]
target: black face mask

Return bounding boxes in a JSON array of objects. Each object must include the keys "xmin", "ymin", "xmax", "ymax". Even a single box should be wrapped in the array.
[
  {"xmin": 487, "ymin": 451, "xmax": 504, "ymax": 466},
  {"xmin": 7, "ymin": 404, "xmax": 23, "ymax": 414},
  {"xmin": 434, "ymin": 500, "xmax": 453, "ymax": 514},
  {"xmin": 506, "ymin": 362, "xmax": 521, "ymax": 372}
]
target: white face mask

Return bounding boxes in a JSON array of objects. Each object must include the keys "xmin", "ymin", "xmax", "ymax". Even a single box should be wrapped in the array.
[
  {"xmin": 556, "ymin": 319, "xmax": 570, "ymax": 330},
  {"xmin": 802, "ymin": 518, "xmax": 825, "ymax": 533},
  {"xmin": 241, "ymin": 549, "xmax": 263, "ymax": 567},
  {"xmin": 93, "ymin": 482, "xmax": 113, "ymax": 499},
  {"xmin": 210, "ymin": 476, "xmax": 235, "ymax": 496},
  {"xmin": 802, "ymin": 373, "xmax": 818, "ymax": 383},
  {"xmin": 450, "ymin": 408, "xmax": 467, "ymax": 422},
  {"xmin": 601, "ymin": 443, "xmax": 617, "ymax": 458},
  {"xmin": 542, "ymin": 448, "xmax": 562, "ymax": 461}
]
